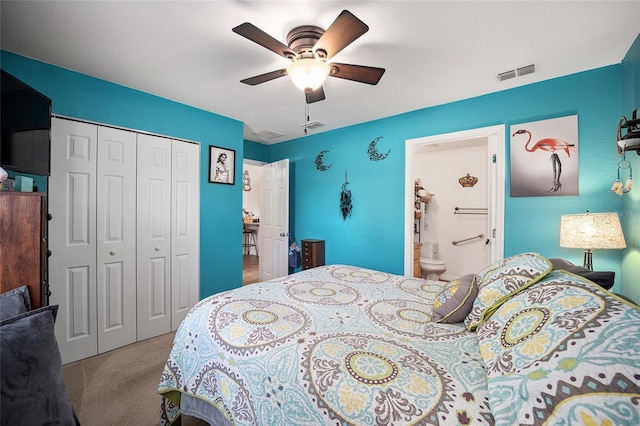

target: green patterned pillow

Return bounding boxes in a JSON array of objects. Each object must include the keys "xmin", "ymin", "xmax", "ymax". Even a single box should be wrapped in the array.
[
  {"xmin": 464, "ymin": 252, "xmax": 551, "ymax": 331},
  {"xmin": 432, "ymin": 274, "xmax": 477, "ymax": 323},
  {"xmin": 477, "ymin": 270, "xmax": 640, "ymax": 424}
]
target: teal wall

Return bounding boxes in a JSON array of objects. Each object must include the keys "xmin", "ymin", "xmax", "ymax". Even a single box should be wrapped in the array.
[
  {"xmin": 1, "ymin": 50, "xmax": 245, "ymax": 298},
  {"xmin": 268, "ymin": 66, "xmax": 631, "ymax": 292},
  {"xmin": 4, "ymin": 47, "xmax": 636, "ymax": 299},
  {"xmin": 620, "ymin": 34, "xmax": 640, "ymax": 302},
  {"xmin": 244, "ymin": 139, "xmax": 270, "ymax": 162}
]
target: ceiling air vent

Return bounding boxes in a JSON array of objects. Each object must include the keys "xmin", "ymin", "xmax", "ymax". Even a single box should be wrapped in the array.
[
  {"xmin": 300, "ymin": 120, "xmax": 326, "ymax": 130},
  {"xmin": 516, "ymin": 64, "xmax": 536, "ymax": 77},
  {"xmin": 497, "ymin": 63, "xmax": 536, "ymax": 82},
  {"xmin": 253, "ymin": 129, "xmax": 284, "ymax": 140},
  {"xmin": 496, "ymin": 69, "xmax": 516, "ymax": 82}
]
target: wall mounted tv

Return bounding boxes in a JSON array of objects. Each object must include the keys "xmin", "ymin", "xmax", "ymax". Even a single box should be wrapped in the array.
[{"xmin": 1, "ymin": 70, "xmax": 52, "ymax": 176}]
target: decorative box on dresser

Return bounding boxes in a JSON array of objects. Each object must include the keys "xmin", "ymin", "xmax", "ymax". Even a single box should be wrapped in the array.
[
  {"xmin": 301, "ymin": 239, "xmax": 325, "ymax": 270},
  {"xmin": 0, "ymin": 192, "xmax": 48, "ymax": 308}
]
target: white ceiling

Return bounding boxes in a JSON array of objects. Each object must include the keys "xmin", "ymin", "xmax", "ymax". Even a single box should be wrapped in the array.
[{"xmin": 2, "ymin": 1, "xmax": 639, "ymax": 144}]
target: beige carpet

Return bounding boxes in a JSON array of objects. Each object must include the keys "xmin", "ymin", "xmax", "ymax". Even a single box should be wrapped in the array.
[{"xmin": 62, "ymin": 332, "xmax": 207, "ymax": 426}]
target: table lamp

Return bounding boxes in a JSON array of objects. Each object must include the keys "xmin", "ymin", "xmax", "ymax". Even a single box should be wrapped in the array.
[{"xmin": 559, "ymin": 212, "xmax": 626, "ymax": 270}]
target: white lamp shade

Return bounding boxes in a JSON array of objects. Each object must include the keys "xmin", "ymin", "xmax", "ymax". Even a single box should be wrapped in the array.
[
  {"xmin": 286, "ymin": 58, "xmax": 329, "ymax": 91},
  {"xmin": 559, "ymin": 212, "xmax": 626, "ymax": 250}
]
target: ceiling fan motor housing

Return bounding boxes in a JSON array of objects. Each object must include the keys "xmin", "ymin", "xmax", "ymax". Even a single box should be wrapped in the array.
[{"xmin": 287, "ymin": 26, "xmax": 326, "ymax": 59}]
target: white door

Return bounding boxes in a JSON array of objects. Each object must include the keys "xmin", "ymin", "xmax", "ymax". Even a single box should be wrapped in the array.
[
  {"xmin": 96, "ymin": 126, "xmax": 137, "ymax": 353},
  {"xmin": 259, "ymin": 159, "xmax": 289, "ymax": 281},
  {"xmin": 137, "ymin": 134, "xmax": 172, "ymax": 340},
  {"xmin": 49, "ymin": 118, "xmax": 98, "ymax": 364},
  {"xmin": 171, "ymin": 140, "xmax": 200, "ymax": 330}
]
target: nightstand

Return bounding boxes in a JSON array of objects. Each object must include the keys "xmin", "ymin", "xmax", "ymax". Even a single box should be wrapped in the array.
[{"xmin": 549, "ymin": 258, "xmax": 614, "ymax": 290}]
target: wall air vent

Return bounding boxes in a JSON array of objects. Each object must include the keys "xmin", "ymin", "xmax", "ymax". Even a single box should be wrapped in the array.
[
  {"xmin": 496, "ymin": 69, "xmax": 516, "ymax": 82},
  {"xmin": 300, "ymin": 120, "xmax": 326, "ymax": 130},
  {"xmin": 516, "ymin": 64, "xmax": 536, "ymax": 77},
  {"xmin": 253, "ymin": 129, "xmax": 284, "ymax": 140}
]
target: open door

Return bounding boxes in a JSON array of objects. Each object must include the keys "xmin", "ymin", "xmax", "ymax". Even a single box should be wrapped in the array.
[
  {"xmin": 405, "ymin": 125, "xmax": 505, "ymax": 277},
  {"xmin": 259, "ymin": 159, "xmax": 289, "ymax": 281}
]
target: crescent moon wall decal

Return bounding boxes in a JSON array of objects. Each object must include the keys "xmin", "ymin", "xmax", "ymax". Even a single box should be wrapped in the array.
[
  {"xmin": 367, "ymin": 136, "xmax": 390, "ymax": 161},
  {"xmin": 315, "ymin": 149, "xmax": 332, "ymax": 171}
]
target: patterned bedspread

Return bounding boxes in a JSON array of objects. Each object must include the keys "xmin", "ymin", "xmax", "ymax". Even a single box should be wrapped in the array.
[{"xmin": 158, "ymin": 265, "xmax": 493, "ymax": 425}]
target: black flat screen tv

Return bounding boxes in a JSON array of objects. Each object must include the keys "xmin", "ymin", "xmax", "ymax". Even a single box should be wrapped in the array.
[{"xmin": 1, "ymin": 70, "xmax": 52, "ymax": 176}]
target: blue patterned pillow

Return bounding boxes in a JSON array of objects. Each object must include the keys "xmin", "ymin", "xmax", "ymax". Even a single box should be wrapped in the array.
[
  {"xmin": 477, "ymin": 270, "xmax": 640, "ymax": 424},
  {"xmin": 464, "ymin": 252, "xmax": 551, "ymax": 331}
]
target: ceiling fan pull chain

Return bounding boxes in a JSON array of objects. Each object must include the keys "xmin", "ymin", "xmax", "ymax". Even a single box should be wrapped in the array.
[{"xmin": 304, "ymin": 97, "xmax": 310, "ymax": 135}]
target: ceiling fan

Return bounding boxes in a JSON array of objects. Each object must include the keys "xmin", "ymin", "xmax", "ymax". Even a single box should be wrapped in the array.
[{"xmin": 232, "ymin": 10, "xmax": 385, "ymax": 104}]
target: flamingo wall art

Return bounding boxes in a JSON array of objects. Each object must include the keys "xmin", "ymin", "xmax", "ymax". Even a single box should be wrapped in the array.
[{"xmin": 510, "ymin": 115, "xmax": 579, "ymax": 197}]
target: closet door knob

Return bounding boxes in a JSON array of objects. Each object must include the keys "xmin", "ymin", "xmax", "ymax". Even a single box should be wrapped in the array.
[
  {"xmin": 155, "ymin": 246, "xmax": 161, "ymax": 252},
  {"xmin": 110, "ymin": 250, "xmax": 117, "ymax": 256}
]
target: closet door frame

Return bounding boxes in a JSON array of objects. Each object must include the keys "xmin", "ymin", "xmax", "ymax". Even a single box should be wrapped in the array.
[{"xmin": 51, "ymin": 117, "xmax": 201, "ymax": 361}]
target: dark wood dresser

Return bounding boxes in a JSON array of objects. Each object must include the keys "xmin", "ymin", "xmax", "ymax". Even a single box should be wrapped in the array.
[
  {"xmin": 301, "ymin": 239, "xmax": 325, "ymax": 270},
  {"xmin": 0, "ymin": 192, "xmax": 47, "ymax": 308}
]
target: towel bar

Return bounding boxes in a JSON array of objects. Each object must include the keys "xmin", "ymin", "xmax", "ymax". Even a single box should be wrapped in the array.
[{"xmin": 452, "ymin": 233, "xmax": 484, "ymax": 245}]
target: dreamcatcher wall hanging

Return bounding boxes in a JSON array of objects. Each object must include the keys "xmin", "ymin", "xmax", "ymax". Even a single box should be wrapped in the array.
[
  {"xmin": 611, "ymin": 154, "xmax": 633, "ymax": 195},
  {"xmin": 340, "ymin": 171, "xmax": 352, "ymax": 220}
]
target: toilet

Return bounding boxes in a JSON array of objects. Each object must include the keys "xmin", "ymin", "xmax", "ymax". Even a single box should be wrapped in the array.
[{"xmin": 420, "ymin": 242, "xmax": 447, "ymax": 280}]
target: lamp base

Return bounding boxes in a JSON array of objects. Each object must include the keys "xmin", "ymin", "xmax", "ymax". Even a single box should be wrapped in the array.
[{"xmin": 583, "ymin": 249, "xmax": 593, "ymax": 270}]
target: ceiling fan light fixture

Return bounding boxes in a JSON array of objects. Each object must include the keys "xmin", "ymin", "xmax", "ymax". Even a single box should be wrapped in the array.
[{"xmin": 286, "ymin": 58, "xmax": 329, "ymax": 91}]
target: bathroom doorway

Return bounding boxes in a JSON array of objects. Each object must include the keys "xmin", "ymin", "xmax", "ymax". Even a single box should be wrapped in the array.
[
  {"xmin": 242, "ymin": 160, "xmax": 264, "ymax": 285},
  {"xmin": 404, "ymin": 125, "xmax": 505, "ymax": 279}
]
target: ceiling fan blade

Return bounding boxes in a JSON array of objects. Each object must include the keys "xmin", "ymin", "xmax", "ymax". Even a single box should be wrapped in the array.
[
  {"xmin": 233, "ymin": 22, "xmax": 296, "ymax": 59},
  {"xmin": 313, "ymin": 10, "xmax": 369, "ymax": 60},
  {"xmin": 240, "ymin": 69, "xmax": 287, "ymax": 86},
  {"xmin": 305, "ymin": 87, "xmax": 325, "ymax": 104},
  {"xmin": 328, "ymin": 63, "xmax": 385, "ymax": 85}
]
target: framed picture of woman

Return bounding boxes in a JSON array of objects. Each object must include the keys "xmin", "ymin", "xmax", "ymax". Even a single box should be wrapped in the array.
[{"xmin": 209, "ymin": 145, "xmax": 235, "ymax": 185}]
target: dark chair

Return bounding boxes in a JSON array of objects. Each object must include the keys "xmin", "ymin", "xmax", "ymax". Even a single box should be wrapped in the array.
[{"xmin": 242, "ymin": 222, "xmax": 258, "ymax": 256}]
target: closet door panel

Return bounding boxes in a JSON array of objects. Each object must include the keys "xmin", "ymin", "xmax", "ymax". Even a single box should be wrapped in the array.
[
  {"xmin": 137, "ymin": 133, "xmax": 172, "ymax": 340},
  {"xmin": 49, "ymin": 118, "xmax": 98, "ymax": 364},
  {"xmin": 97, "ymin": 127, "xmax": 137, "ymax": 353},
  {"xmin": 171, "ymin": 141, "xmax": 200, "ymax": 329}
]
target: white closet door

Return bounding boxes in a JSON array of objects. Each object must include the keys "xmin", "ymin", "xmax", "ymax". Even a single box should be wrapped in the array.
[
  {"xmin": 49, "ymin": 118, "xmax": 98, "ymax": 364},
  {"xmin": 137, "ymin": 133, "xmax": 172, "ymax": 340},
  {"xmin": 96, "ymin": 127, "xmax": 137, "ymax": 352},
  {"xmin": 171, "ymin": 140, "xmax": 200, "ymax": 329}
]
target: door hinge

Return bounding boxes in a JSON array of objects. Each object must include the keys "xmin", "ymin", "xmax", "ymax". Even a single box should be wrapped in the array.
[
  {"xmin": 492, "ymin": 228, "xmax": 496, "ymax": 238},
  {"xmin": 492, "ymin": 154, "xmax": 496, "ymax": 164}
]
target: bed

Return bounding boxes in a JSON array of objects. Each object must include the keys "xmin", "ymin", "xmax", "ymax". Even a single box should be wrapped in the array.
[{"xmin": 158, "ymin": 253, "xmax": 640, "ymax": 425}]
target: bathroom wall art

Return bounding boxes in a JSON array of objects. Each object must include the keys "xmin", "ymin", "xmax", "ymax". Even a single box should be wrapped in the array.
[{"xmin": 510, "ymin": 115, "xmax": 578, "ymax": 197}]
